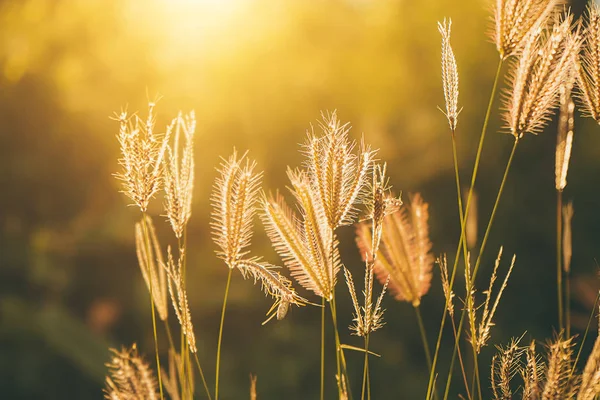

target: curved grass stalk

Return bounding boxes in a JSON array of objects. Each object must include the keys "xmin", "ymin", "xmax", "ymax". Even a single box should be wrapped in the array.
[
  {"xmin": 426, "ymin": 58, "xmax": 503, "ymax": 400},
  {"xmin": 215, "ymin": 269, "xmax": 233, "ymax": 400}
]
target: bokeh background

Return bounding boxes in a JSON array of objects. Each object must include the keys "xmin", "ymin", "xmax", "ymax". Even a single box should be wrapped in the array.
[{"xmin": 1, "ymin": 0, "xmax": 600, "ymax": 398}]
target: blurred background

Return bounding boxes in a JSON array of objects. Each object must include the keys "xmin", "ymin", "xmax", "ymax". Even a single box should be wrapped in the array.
[{"xmin": 1, "ymin": 0, "xmax": 600, "ymax": 398}]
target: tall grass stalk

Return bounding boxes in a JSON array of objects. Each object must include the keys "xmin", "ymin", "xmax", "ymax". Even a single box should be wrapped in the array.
[
  {"xmin": 427, "ymin": 58, "xmax": 503, "ymax": 400},
  {"xmin": 415, "ymin": 306, "xmax": 432, "ymax": 371},
  {"xmin": 361, "ymin": 334, "xmax": 370, "ymax": 400},
  {"xmin": 215, "ymin": 268, "xmax": 233, "ymax": 400},
  {"xmin": 557, "ymin": 191, "xmax": 564, "ymax": 332},
  {"xmin": 321, "ymin": 297, "xmax": 325, "ymax": 400},
  {"xmin": 141, "ymin": 213, "xmax": 165, "ymax": 400}
]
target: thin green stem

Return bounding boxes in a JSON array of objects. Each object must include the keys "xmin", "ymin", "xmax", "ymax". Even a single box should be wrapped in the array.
[
  {"xmin": 426, "ymin": 58, "xmax": 503, "ymax": 399},
  {"xmin": 415, "ymin": 305, "xmax": 433, "ymax": 371},
  {"xmin": 470, "ymin": 338, "xmax": 483, "ymax": 400},
  {"xmin": 571, "ymin": 290, "xmax": 600, "ymax": 378},
  {"xmin": 193, "ymin": 351, "xmax": 213, "ymax": 400},
  {"xmin": 141, "ymin": 214, "xmax": 165, "ymax": 400},
  {"xmin": 557, "ymin": 191, "xmax": 564, "ymax": 332},
  {"xmin": 448, "ymin": 317, "xmax": 471, "ymax": 400},
  {"xmin": 361, "ymin": 335, "xmax": 370, "ymax": 400},
  {"xmin": 215, "ymin": 268, "xmax": 233, "ymax": 400},
  {"xmin": 321, "ymin": 296, "xmax": 325, "ymax": 400},
  {"xmin": 444, "ymin": 137, "xmax": 519, "ymax": 396}
]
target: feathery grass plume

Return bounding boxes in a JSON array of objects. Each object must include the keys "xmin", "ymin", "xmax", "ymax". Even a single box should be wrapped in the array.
[
  {"xmin": 504, "ymin": 13, "xmax": 581, "ymax": 139},
  {"xmin": 355, "ymin": 193, "xmax": 433, "ymax": 307},
  {"xmin": 164, "ymin": 246, "xmax": 197, "ymax": 353},
  {"xmin": 104, "ymin": 344, "xmax": 158, "ymax": 400},
  {"xmin": 344, "ymin": 263, "xmax": 388, "ymax": 337},
  {"xmin": 542, "ymin": 335, "xmax": 577, "ymax": 399},
  {"xmin": 250, "ymin": 375, "xmax": 257, "ymax": 400},
  {"xmin": 114, "ymin": 102, "xmax": 171, "ymax": 212},
  {"xmin": 437, "ymin": 254, "xmax": 455, "ymax": 316},
  {"xmin": 211, "ymin": 149, "xmax": 263, "ymax": 269},
  {"xmin": 493, "ymin": 0, "xmax": 561, "ymax": 59},
  {"xmin": 576, "ymin": 2, "xmax": 600, "ymax": 122},
  {"xmin": 235, "ymin": 258, "xmax": 307, "ymax": 323},
  {"xmin": 134, "ymin": 215, "xmax": 168, "ymax": 321},
  {"xmin": 164, "ymin": 111, "xmax": 196, "ymax": 238},
  {"xmin": 556, "ymin": 85, "xmax": 575, "ymax": 192},
  {"xmin": 261, "ymin": 171, "xmax": 342, "ymax": 301},
  {"xmin": 160, "ymin": 350, "xmax": 183, "ymax": 400},
  {"xmin": 522, "ymin": 341, "xmax": 545, "ymax": 400},
  {"xmin": 465, "ymin": 247, "xmax": 516, "ymax": 353},
  {"xmin": 303, "ymin": 111, "xmax": 375, "ymax": 230},
  {"xmin": 490, "ymin": 337, "xmax": 524, "ymax": 400},
  {"xmin": 578, "ymin": 329, "xmax": 600, "ymax": 400},
  {"xmin": 563, "ymin": 202, "xmax": 573, "ymax": 274},
  {"xmin": 438, "ymin": 18, "xmax": 461, "ymax": 131}
]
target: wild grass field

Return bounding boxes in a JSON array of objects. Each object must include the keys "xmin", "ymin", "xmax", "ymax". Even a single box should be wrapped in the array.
[{"xmin": 4, "ymin": 0, "xmax": 600, "ymax": 399}]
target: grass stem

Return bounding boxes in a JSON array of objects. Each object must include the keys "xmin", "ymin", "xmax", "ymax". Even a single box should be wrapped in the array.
[
  {"xmin": 215, "ymin": 268, "xmax": 233, "ymax": 400},
  {"xmin": 557, "ymin": 191, "xmax": 564, "ymax": 332},
  {"xmin": 321, "ymin": 296, "xmax": 325, "ymax": 400},
  {"xmin": 361, "ymin": 335, "xmax": 370, "ymax": 400}
]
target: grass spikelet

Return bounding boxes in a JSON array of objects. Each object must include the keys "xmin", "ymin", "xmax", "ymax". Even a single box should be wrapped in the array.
[
  {"xmin": 235, "ymin": 258, "xmax": 306, "ymax": 323},
  {"xmin": 355, "ymin": 193, "xmax": 433, "ymax": 307},
  {"xmin": 164, "ymin": 246, "xmax": 197, "ymax": 353},
  {"xmin": 578, "ymin": 331, "xmax": 600, "ymax": 400},
  {"xmin": 261, "ymin": 193, "xmax": 329, "ymax": 299},
  {"xmin": 493, "ymin": 0, "xmax": 561, "ymax": 59},
  {"xmin": 563, "ymin": 202, "xmax": 573, "ymax": 274},
  {"xmin": 438, "ymin": 18, "xmax": 461, "ymax": 131},
  {"xmin": 344, "ymin": 263, "xmax": 388, "ymax": 337},
  {"xmin": 134, "ymin": 215, "xmax": 168, "ymax": 321},
  {"xmin": 104, "ymin": 344, "xmax": 158, "ymax": 400},
  {"xmin": 556, "ymin": 86, "xmax": 575, "ymax": 192},
  {"xmin": 164, "ymin": 111, "xmax": 196, "ymax": 238},
  {"xmin": 576, "ymin": 2, "xmax": 600, "ymax": 122},
  {"xmin": 504, "ymin": 13, "xmax": 580, "ymax": 138},
  {"xmin": 114, "ymin": 102, "xmax": 171, "ymax": 212},
  {"xmin": 437, "ymin": 254, "xmax": 454, "ymax": 316},
  {"xmin": 522, "ymin": 341, "xmax": 545, "ymax": 400},
  {"xmin": 211, "ymin": 149, "xmax": 263, "ymax": 269},
  {"xmin": 490, "ymin": 337, "xmax": 524, "ymax": 400},
  {"xmin": 303, "ymin": 111, "xmax": 375, "ymax": 230},
  {"xmin": 542, "ymin": 335, "xmax": 576, "ymax": 400},
  {"xmin": 465, "ymin": 248, "xmax": 516, "ymax": 353}
]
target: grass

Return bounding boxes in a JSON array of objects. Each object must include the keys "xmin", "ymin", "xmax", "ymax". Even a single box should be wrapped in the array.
[{"xmin": 103, "ymin": 2, "xmax": 600, "ymax": 399}]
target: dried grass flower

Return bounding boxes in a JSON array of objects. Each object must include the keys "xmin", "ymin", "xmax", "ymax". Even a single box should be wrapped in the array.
[
  {"xmin": 576, "ymin": 2, "xmax": 600, "ymax": 122},
  {"xmin": 164, "ymin": 111, "xmax": 196, "ymax": 238},
  {"xmin": 355, "ymin": 193, "xmax": 433, "ymax": 307},
  {"xmin": 104, "ymin": 344, "xmax": 158, "ymax": 400},
  {"xmin": 303, "ymin": 111, "xmax": 375, "ymax": 230},
  {"xmin": 134, "ymin": 215, "xmax": 168, "ymax": 321},
  {"xmin": 114, "ymin": 102, "xmax": 171, "ymax": 212},
  {"xmin": 556, "ymin": 84, "xmax": 575, "ymax": 192},
  {"xmin": 211, "ymin": 149, "xmax": 263, "ymax": 269},
  {"xmin": 164, "ymin": 246, "xmax": 196, "ymax": 353},
  {"xmin": 438, "ymin": 18, "xmax": 461, "ymax": 131},
  {"xmin": 493, "ymin": 0, "xmax": 561, "ymax": 59},
  {"xmin": 344, "ymin": 263, "xmax": 388, "ymax": 337},
  {"xmin": 504, "ymin": 13, "xmax": 580, "ymax": 138},
  {"xmin": 465, "ymin": 247, "xmax": 516, "ymax": 353},
  {"xmin": 437, "ymin": 254, "xmax": 455, "ymax": 316}
]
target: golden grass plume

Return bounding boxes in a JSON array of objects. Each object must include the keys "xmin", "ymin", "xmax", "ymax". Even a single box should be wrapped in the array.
[
  {"xmin": 104, "ymin": 344, "xmax": 158, "ymax": 400},
  {"xmin": 438, "ymin": 18, "xmax": 461, "ymax": 131},
  {"xmin": 576, "ymin": 2, "xmax": 600, "ymax": 122}
]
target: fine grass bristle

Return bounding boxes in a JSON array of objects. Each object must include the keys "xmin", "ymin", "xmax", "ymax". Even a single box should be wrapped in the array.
[
  {"xmin": 104, "ymin": 344, "xmax": 158, "ymax": 400},
  {"xmin": 576, "ymin": 2, "xmax": 600, "ymax": 122}
]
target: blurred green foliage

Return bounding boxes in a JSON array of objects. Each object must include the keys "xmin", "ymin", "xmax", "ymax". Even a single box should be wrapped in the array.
[{"xmin": 1, "ymin": 0, "xmax": 600, "ymax": 398}]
